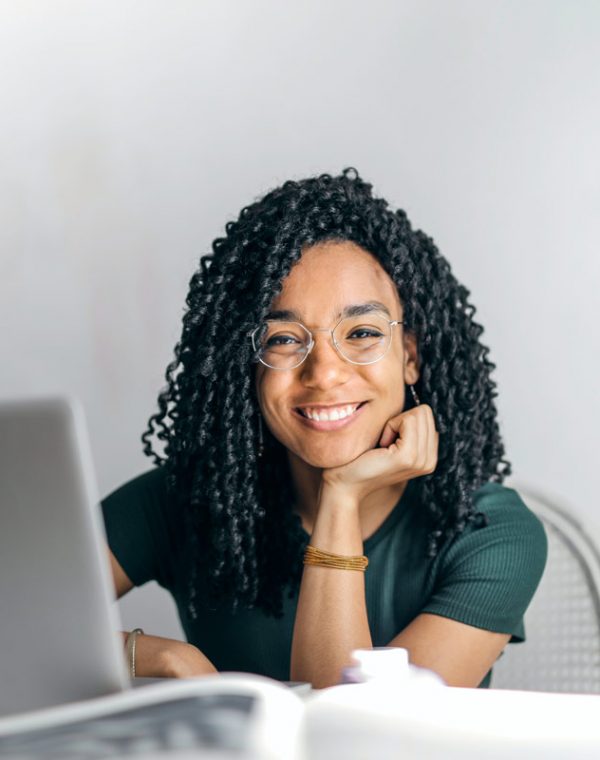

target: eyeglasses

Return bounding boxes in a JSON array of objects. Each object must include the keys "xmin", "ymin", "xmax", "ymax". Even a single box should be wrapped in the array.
[{"xmin": 250, "ymin": 313, "xmax": 404, "ymax": 370}]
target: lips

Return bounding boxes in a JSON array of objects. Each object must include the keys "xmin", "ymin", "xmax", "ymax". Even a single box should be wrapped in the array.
[
  {"xmin": 296, "ymin": 402, "xmax": 362, "ymax": 421},
  {"xmin": 293, "ymin": 401, "xmax": 368, "ymax": 431}
]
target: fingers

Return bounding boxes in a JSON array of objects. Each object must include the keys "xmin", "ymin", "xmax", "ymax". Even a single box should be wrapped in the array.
[
  {"xmin": 378, "ymin": 403, "xmax": 436, "ymax": 448},
  {"xmin": 379, "ymin": 404, "xmax": 439, "ymax": 477},
  {"xmin": 378, "ymin": 415, "xmax": 401, "ymax": 448},
  {"xmin": 419, "ymin": 405, "xmax": 439, "ymax": 475},
  {"xmin": 418, "ymin": 405, "xmax": 438, "ymax": 475}
]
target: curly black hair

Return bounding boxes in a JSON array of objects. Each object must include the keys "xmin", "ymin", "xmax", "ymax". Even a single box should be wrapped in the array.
[{"xmin": 141, "ymin": 168, "xmax": 511, "ymax": 618}]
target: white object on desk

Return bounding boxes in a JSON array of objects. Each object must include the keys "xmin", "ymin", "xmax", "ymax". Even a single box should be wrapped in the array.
[
  {"xmin": 305, "ymin": 683, "xmax": 600, "ymax": 759},
  {"xmin": 0, "ymin": 675, "xmax": 305, "ymax": 760},
  {"xmin": 342, "ymin": 647, "xmax": 445, "ymax": 688}
]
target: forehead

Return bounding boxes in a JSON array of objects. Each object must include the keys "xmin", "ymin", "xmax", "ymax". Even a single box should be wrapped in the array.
[{"xmin": 272, "ymin": 241, "xmax": 401, "ymax": 322}]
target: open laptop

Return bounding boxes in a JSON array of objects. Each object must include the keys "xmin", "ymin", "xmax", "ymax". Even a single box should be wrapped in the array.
[
  {"xmin": 0, "ymin": 397, "xmax": 129, "ymax": 718},
  {"xmin": 0, "ymin": 396, "xmax": 308, "ymax": 760}
]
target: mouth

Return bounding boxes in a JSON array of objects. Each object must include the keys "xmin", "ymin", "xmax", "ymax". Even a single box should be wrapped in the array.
[{"xmin": 292, "ymin": 401, "xmax": 368, "ymax": 431}]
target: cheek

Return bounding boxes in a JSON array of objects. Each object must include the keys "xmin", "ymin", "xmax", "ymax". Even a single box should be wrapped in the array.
[{"xmin": 368, "ymin": 359, "xmax": 406, "ymax": 409}]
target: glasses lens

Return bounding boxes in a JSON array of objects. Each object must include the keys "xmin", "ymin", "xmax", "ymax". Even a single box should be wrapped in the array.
[
  {"xmin": 254, "ymin": 321, "xmax": 311, "ymax": 369},
  {"xmin": 333, "ymin": 314, "xmax": 391, "ymax": 364}
]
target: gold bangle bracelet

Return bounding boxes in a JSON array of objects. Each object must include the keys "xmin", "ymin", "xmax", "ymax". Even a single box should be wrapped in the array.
[{"xmin": 303, "ymin": 544, "xmax": 368, "ymax": 572}]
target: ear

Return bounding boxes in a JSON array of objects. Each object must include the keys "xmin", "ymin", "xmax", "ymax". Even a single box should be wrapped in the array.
[{"xmin": 402, "ymin": 330, "xmax": 420, "ymax": 385}]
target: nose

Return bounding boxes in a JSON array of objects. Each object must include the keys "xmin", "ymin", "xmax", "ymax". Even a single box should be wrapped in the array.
[{"xmin": 299, "ymin": 331, "xmax": 352, "ymax": 390}]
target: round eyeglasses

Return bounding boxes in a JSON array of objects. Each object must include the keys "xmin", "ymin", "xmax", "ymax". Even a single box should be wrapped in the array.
[{"xmin": 250, "ymin": 314, "xmax": 403, "ymax": 370}]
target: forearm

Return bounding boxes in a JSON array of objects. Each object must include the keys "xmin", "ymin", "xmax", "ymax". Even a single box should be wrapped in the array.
[{"xmin": 290, "ymin": 491, "xmax": 372, "ymax": 688}]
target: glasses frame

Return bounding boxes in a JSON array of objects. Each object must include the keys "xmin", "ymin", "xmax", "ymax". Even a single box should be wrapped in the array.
[{"xmin": 249, "ymin": 316, "xmax": 404, "ymax": 370}]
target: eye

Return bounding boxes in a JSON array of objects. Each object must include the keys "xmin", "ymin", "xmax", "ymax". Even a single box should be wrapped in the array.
[
  {"xmin": 347, "ymin": 327, "xmax": 384, "ymax": 340},
  {"xmin": 265, "ymin": 333, "xmax": 303, "ymax": 347}
]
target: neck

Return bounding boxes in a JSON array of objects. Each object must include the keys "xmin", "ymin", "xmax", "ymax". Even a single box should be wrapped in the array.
[{"xmin": 287, "ymin": 451, "xmax": 409, "ymax": 540}]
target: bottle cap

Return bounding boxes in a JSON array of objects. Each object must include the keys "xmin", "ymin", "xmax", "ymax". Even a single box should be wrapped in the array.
[{"xmin": 350, "ymin": 647, "xmax": 410, "ymax": 681}]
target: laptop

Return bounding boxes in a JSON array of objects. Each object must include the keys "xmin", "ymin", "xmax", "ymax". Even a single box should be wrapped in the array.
[
  {"xmin": 0, "ymin": 397, "xmax": 128, "ymax": 718},
  {"xmin": 0, "ymin": 396, "xmax": 308, "ymax": 760},
  {"xmin": 0, "ymin": 396, "xmax": 243, "ymax": 713}
]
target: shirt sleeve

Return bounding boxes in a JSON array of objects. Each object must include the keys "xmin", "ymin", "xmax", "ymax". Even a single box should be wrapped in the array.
[
  {"xmin": 100, "ymin": 467, "xmax": 175, "ymax": 590},
  {"xmin": 421, "ymin": 483, "xmax": 548, "ymax": 642}
]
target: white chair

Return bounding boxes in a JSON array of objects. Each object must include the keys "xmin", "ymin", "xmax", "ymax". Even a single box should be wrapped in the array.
[{"xmin": 492, "ymin": 484, "xmax": 600, "ymax": 693}]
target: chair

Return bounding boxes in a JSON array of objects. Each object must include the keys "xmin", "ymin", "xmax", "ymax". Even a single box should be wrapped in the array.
[{"xmin": 491, "ymin": 483, "xmax": 600, "ymax": 693}]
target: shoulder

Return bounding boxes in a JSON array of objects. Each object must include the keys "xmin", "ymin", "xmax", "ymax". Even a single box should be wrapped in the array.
[
  {"xmin": 101, "ymin": 466, "xmax": 168, "ymax": 508},
  {"xmin": 472, "ymin": 481, "xmax": 548, "ymax": 548},
  {"xmin": 423, "ymin": 482, "xmax": 548, "ymax": 638},
  {"xmin": 101, "ymin": 466, "xmax": 173, "ymax": 545},
  {"xmin": 440, "ymin": 481, "xmax": 548, "ymax": 585},
  {"xmin": 100, "ymin": 466, "xmax": 177, "ymax": 588}
]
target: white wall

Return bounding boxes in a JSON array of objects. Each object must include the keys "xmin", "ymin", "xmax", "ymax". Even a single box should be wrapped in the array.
[{"xmin": 1, "ymin": 0, "xmax": 598, "ymax": 639}]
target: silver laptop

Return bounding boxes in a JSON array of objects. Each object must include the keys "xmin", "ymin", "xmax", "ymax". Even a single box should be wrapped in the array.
[{"xmin": 0, "ymin": 397, "xmax": 128, "ymax": 718}]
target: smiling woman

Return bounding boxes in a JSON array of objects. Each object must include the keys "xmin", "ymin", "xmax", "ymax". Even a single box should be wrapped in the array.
[
  {"xmin": 255, "ymin": 244, "xmax": 414, "ymax": 471},
  {"xmin": 101, "ymin": 169, "xmax": 547, "ymax": 689}
]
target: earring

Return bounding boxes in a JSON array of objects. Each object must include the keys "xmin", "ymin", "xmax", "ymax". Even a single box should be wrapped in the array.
[
  {"xmin": 409, "ymin": 384, "xmax": 421, "ymax": 406},
  {"xmin": 257, "ymin": 415, "xmax": 264, "ymax": 458}
]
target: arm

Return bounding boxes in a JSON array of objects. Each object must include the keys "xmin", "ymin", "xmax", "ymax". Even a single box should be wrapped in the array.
[
  {"xmin": 290, "ymin": 405, "xmax": 510, "ymax": 688},
  {"xmin": 290, "ymin": 492, "xmax": 371, "ymax": 688},
  {"xmin": 389, "ymin": 613, "xmax": 510, "ymax": 687},
  {"xmin": 292, "ymin": 517, "xmax": 509, "ymax": 688},
  {"xmin": 109, "ymin": 549, "xmax": 134, "ymax": 598},
  {"xmin": 109, "ymin": 548, "xmax": 217, "ymax": 678}
]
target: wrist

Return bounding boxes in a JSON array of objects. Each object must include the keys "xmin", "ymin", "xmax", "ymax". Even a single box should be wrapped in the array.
[
  {"xmin": 318, "ymin": 480, "xmax": 361, "ymax": 513},
  {"xmin": 312, "ymin": 485, "xmax": 363, "ymax": 555}
]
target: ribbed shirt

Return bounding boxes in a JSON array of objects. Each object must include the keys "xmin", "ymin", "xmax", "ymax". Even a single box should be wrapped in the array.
[{"xmin": 101, "ymin": 469, "xmax": 547, "ymax": 688}]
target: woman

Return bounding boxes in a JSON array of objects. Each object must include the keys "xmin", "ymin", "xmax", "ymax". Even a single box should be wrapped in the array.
[{"xmin": 102, "ymin": 168, "xmax": 547, "ymax": 689}]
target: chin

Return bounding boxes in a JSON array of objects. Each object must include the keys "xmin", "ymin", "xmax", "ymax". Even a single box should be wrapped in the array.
[{"xmin": 300, "ymin": 443, "xmax": 370, "ymax": 470}]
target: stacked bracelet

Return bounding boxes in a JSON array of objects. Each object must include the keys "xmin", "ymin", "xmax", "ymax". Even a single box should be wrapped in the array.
[
  {"xmin": 126, "ymin": 628, "xmax": 144, "ymax": 678},
  {"xmin": 303, "ymin": 544, "xmax": 368, "ymax": 572}
]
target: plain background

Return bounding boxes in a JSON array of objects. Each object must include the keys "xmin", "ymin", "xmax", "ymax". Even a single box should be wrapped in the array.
[{"xmin": 1, "ymin": 0, "xmax": 598, "ymax": 640}]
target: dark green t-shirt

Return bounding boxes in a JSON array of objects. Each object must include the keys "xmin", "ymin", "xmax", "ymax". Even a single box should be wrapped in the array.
[{"xmin": 101, "ymin": 469, "xmax": 547, "ymax": 688}]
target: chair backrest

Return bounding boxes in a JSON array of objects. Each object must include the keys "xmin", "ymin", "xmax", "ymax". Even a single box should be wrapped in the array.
[{"xmin": 492, "ymin": 484, "xmax": 600, "ymax": 693}]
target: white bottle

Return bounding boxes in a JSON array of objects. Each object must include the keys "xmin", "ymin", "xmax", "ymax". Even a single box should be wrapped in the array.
[{"xmin": 341, "ymin": 647, "xmax": 445, "ymax": 688}]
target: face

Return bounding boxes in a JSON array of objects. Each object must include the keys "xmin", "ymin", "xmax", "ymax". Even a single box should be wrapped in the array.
[{"xmin": 255, "ymin": 241, "xmax": 419, "ymax": 469}]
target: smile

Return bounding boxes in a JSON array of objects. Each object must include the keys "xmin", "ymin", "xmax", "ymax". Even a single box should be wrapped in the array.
[{"xmin": 293, "ymin": 401, "xmax": 367, "ymax": 430}]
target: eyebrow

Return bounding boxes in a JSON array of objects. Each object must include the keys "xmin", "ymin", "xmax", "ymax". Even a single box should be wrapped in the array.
[{"xmin": 266, "ymin": 301, "xmax": 392, "ymax": 321}]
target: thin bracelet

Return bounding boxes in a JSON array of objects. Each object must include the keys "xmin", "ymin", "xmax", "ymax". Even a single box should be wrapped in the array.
[
  {"xmin": 126, "ymin": 628, "xmax": 144, "ymax": 678},
  {"xmin": 303, "ymin": 544, "xmax": 368, "ymax": 572}
]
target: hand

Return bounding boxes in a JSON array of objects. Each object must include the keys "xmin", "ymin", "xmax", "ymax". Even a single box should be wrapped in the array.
[
  {"xmin": 321, "ymin": 404, "xmax": 439, "ymax": 504},
  {"xmin": 122, "ymin": 632, "xmax": 218, "ymax": 678}
]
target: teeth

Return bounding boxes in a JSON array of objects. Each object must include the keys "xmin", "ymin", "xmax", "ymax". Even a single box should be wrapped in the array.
[{"xmin": 300, "ymin": 403, "xmax": 360, "ymax": 421}]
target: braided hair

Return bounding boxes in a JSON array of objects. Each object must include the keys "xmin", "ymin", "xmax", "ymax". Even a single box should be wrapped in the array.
[{"xmin": 141, "ymin": 168, "xmax": 511, "ymax": 618}]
